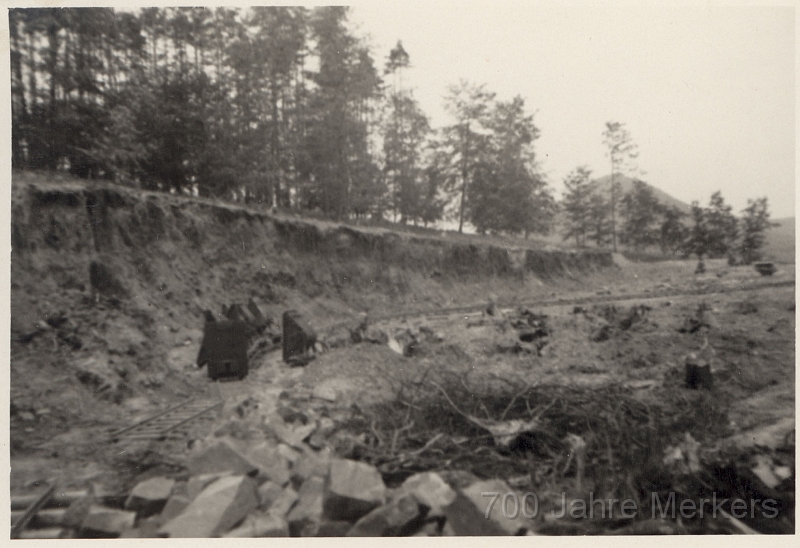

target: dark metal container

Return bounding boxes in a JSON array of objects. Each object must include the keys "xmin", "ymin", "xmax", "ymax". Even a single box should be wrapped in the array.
[
  {"xmin": 282, "ymin": 310, "xmax": 316, "ymax": 363},
  {"xmin": 197, "ymin": 320, "xmax": 249, "ymax": 380}
]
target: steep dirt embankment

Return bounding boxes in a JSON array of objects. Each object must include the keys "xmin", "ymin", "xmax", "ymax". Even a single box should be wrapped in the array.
[
  {"xmin": 11, "ymin": 174, "xmax": 613, "ymax": 326},
  {"xmin": 9, "ymin": 173, "xmax": 612, "ymax": 452}
]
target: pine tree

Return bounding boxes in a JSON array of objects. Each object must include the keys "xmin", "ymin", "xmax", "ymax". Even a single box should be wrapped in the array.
[
  {"xmin": 739, "ymin": 197, "xmax": 773, "ymax": 264},
  {"xmin": 305, "ymin": 7, "xmax": 381, "ymax": 218},
  {"xmin": 705, "ymin": 191, "xmax": 738, "ymax": 259},
  {"xmin": 620, "ymin": 180, "xmax": 662, "ymax": 251},
  {"xmin": 685, "ymin": 201, "xmax": 709, "ymax": 259},
  {"xmin": 561, "ymin": 166, "xmax": 594, "ymax": 247},
  {"xmin": 659, "ymin": 205, "xmax": 686, "ymax": 255},
  {"xmin": 382, "ymin": 43, "xmax": 431, "ymax": 224},
  {"xmin": 481, "ymin": 96, "xmax": 552, "ymax": 236},
  {"xmin": 602, "ymin": 121, "xmax": 639, "ymax": 252},
  {"xmin": 442, "ymin": 80, "xmax": 495, "ymax": 233},
  {"xmin": 587, "ymin": 189, "xmax": 613, "ymax": 248}
]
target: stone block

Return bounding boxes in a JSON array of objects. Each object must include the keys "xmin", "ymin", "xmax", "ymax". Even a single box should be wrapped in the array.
[
  {"xmin": 257, "ymin": 481, "xmax": 285, "ymax": 510},
  {"xmin": 267, "ymin": 486, "xmax": 299, "ymax": 518},
  {"xmin": 441, "ymin": 492, "xmax": 506, "ymax": 536},
  {"xmin": 291, "ymin": 447, "xmax": 332, "ymax": 488},
  {"xmin": 224, "ymin": 513, "xmax": 289, "ymax": 537},
  {"xmin": 323, "ymin": 459, "xmax": 386, "ymax": 521},
  {"xmin": 396, "ymin": 472, "xmax": 456, "ymax": 516},
  {"xmin": 347, "ymin": 493, "xmax": 422, "ymax": 536},
  {"xmin": 277, "ymin": 443, "xmax": 302, "ymax": 464},
  {"xmin": 316, "ymin": 520, "xmax": 354, "ymax": 536},
  {"xmin": 287, "ymin": 476, "xmax": 326, "ymax": 537},
  {"xmin": 186, "ymin": 472, "xmax": 232, "ymax": 501},
  {"xmin": 158, "ymin": 475, "xmax": 258, "ymax": 538},
  {"xmin": 159, "ymin": 494, "xmax": 190, "ymax": 522},
  {"xmin": 268, "ymin": 420, "xmax": 317, "ymax": 449},
  {"xmin": 460, "ymin": 479, "xmax": 529, "ymax": 535},
  {"xmin": 245, "ymin": 443, "xmax": 291, "ymax": 486},
  {"xmin": 61, "ymin": 495, "xmax": 95, "ymax": 529},
  {"xmin": 412, "ymin": 519, "xmax": 443, "ymax": 537},
  {"xmin": 364, "ymin": 327, "xmax": 388, "ymax": 344},
  {"xmin": 81, "ymin": 506, "xmax": 137, "ymax": 538},
  {"xmin": 119, "ymin": 516, "xmax": 163, "ymax": 538},
  {"xmin": 186, "ymin": 440, "xmax": 258, "ymax": 477},
  {"xmin": 125, "ymin": 477, "xmax": 175, "ymax": 518}
]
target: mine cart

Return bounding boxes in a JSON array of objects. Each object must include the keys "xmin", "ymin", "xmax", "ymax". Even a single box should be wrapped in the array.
[
  {"xmin": 197, "ymin": 320, "xmax": 249, "ymax": 380},
  {"xmin": 282, "ymin": 310, "xmax": 316, "ymax": 364},
  {"xmin": 754, "ymin": 262, "xmax": 777, "ymax": 276}
]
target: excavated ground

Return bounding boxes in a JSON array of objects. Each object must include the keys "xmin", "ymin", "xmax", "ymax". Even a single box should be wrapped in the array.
[{"xmin": 9, "ymin": 170, "xmax": 795, "ymax": 536}]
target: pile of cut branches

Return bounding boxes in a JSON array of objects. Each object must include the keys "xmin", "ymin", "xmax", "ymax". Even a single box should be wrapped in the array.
[{"xmin": 339, "ymin": 369, "xmax": 732, "ymax": 505}]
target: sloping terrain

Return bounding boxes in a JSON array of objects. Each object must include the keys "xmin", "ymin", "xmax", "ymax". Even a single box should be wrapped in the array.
[
  {"xmin": 556, "ymin": 175, "xmax": 793, "ymax": 264},
  {"xmin": 9, "ymin": 170, "xmax": 795, "ymax": 537},
  {"xmin": 591, "ymin": 174, "xmax": 692, "ymax": 214},
  {"xmin": 9, "ymin": 169, "xmax": 612, "ymax": 486}
]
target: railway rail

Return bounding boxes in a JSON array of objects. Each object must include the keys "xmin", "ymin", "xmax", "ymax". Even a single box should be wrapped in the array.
[
  {"xmin": 109, "ymin": 393, "xmax": 223, "ymax": 443},
  {"xmin": 10, "ymin": 484, "xmax": 59, "ymax": 539},
  {"xmin": 376, "ymin": 278, "xmax": 796, "ymax": 323},
  {"xmin": 103, "ymin": 278, "xmax": 793, "ymax": 445},
  {"xmin": 310, "ymin": 277, "xmax": 794, "ymax": 340}
]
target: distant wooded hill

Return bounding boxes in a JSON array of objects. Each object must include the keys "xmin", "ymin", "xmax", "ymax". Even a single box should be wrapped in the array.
[
  {"xmin": 554, "ymin": 174, "xmax": 793, "ymax": 263},
  {"xmin": 590, "ymin": 174, "xmax": 692, "ymax": 214}
]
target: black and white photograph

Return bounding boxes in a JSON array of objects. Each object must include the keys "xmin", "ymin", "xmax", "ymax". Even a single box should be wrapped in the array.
[{"xmin": 6, "ymin": 1, "xmax": 795, "ymax": 538}]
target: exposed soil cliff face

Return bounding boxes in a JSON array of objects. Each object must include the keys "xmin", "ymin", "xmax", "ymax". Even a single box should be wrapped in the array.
[
  {"xmin": 12, "ymin": 175, "xmax": 613, "ymax": 324},
  {"xmin": 272, "ymin": 218, "xmax": 612, "ymax": 279}
]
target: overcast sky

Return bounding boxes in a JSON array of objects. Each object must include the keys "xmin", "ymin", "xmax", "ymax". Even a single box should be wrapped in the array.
[{"xmin": 349, "ymin": 2, "xmax": 795, "ymax": 218}]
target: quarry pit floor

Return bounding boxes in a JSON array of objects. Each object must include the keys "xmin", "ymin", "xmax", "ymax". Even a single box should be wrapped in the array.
[{"xmin": 11, "ymin": 262, "xmax": 795, "ymax": 530}]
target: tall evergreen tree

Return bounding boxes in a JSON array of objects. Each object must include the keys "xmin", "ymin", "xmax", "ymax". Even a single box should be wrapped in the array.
[
  {"xmin": 469, "ymin": 95, "xmax": 552, "ymax": 236},
  {"xmin": 602, "ymin": 121, "xmax": 639, "ymax": 252},
  {"xmin": 659, "ymin": 205, "xmax": 686, "ymax": 255},
  {"xmin": 442, "ymin": 80, "xmax": 495, "ymax": 233},
  {"xmin": 10, "ymin": 9, "xmax": 28, "ymax": 168},
  {"xmin": 739, "ymin": 197, "xmax": 773, "ymax": 264},
  {"xmin": 587, "ymin": 189, "xmax": 613, "ymax": 248},
  {"xmin": 685, "ymin": 201, "xmax": 709, "ymax": 259},
  {"xmin": 381, "ymin": 42, "xmax": 431, "ymax": 224},
  {"xmin": 304, "ymin": 7, "xmax": 381, "ymax": 218},
  {"xmin": 248, "ymin": 7, "xmax": 307, "ymax": 206},
  {"xmin": 382, "ymin": 93, "xmax": 431, "ymax": 223},
  {"xmin": 561, "ymin": 166, "xmax": 594, "ymax": 247},
  {"xmin": 705, "ymin": 191, "xmax": 738, "ymax": 259},
  {"xmin": 620, "ymin": 179, "xmax": 662, "ymax": 251}
]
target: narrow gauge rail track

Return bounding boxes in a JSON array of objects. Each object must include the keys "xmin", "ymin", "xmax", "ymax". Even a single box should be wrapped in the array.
[
  {"xmin": 10, "ymin": 484, "xmax": 57, "ymax": 539},
  {"xmin": 380, "ymin": 278, "xmax": 796, "ymax": 323},
  {"xmin": 315, "ymin": 278, "xmax": 794, "ymax": 336},
  {"xmin": 10, "ymin": 487, "xmax": 99, "ymax": 539},
  {"xmin": 109, "ymin": 395, "xmax": 223, "ymax": 443},
  {"xmin": 105, "ymin": 279, "xmax": 793, "ymax": 443}
]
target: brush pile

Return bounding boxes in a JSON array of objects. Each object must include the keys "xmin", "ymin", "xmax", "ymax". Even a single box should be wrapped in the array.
[{"xmin": 336, "ymin": 371, "xmax": 794, "ymax": 533}]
